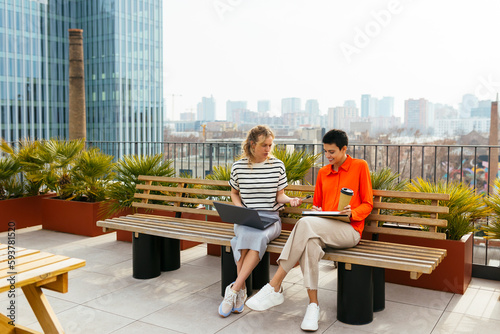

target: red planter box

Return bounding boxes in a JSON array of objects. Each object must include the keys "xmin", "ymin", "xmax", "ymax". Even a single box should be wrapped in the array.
[
  {"xmin": 42, "ymin": 198, "xmax": 112, "ymax": 237},
  {"xmin": 369, "ymin": 232, "xmax": 473, "ymax": 294},
  {"xmin": 0, "ymin": 194, "xmax": 55, "ymax": 232}
]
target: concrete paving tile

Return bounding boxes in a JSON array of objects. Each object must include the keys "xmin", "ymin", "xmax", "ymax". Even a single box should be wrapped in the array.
[
  {"xmin": 446, "ymin": 287, "xmax": 500, "ymax": 321},
  {"xmin": 385, "ymin": 282, "xmax": 454, "ymax": 310},
  {"xmin": 432, "ymin": 311, "xmax": 500, "ymax": 334},
  {"xmin": 217, "ymin": 310, "xmax": 306, "ymax": 334},
  {"xmin": 83, "ymin": 280, "xmax": 193, "ymax": 320},
  {"xmin": 44, "ymin": 271, "xmax": 137, "ymax": 304},
  {"xmin": 26, "ymin": 305, "xmax": 135, "ymax": 334},
  {"xmin": 141, "ymin": 294, "xmax": 241, "ymax": 333},
  {"xmin": 332, "ymin": 300, "xmax": 442, "ymax": 334},
  {"xmin": 111, "ymin": 321, "xmax": 185, "ymax": 334}
]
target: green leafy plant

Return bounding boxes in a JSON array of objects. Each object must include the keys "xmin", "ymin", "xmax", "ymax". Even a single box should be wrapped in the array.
[
  {"xmin": 104, "ymin": 153, "xmax": 175, "ymax": 216},
  {"xmin": 64, "ymin": 148, "xmax": 116, "ymax": 202},
  {"xmin": 482, "ymin": 178, "xmax": 500, "ymax": 240},
  {"xmin": 1, "ymin": 138, "xmax": 46, "ymax": 197},
  {"xmin": 370, "ymin": 167, "xmax": 409, "ymax": 191},
  {"xmin": 272, "ymin": 147, "xmax": 320, "ymax": 184},
  {"xmin": 0, "ymin": 156, "xmax": 23, "ymax": 200},
  {"xmin": 405, "ymin": 178, "xmax": 489, "ymax": 240}
]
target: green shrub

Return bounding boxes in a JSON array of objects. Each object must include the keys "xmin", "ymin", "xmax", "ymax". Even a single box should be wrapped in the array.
[{"xmin": 404, "ymin": 178, "xmax": 489, "ymax": 240}]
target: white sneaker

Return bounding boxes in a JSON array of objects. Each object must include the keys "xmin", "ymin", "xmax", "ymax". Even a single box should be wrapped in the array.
[
  {"xmin": 219, "ymin": 283, "xmax": 237, "ymax": 317},
  {"xmin": 301, "ymin": 303, "xmax": 320, "ymax": 331},
  {"xmin": 232, "ymin": 287, "xmax": 247, "ymax": 313},
  {"xmin": 245, "ymin": 283, "xmax": 284, "ymax": 311}
]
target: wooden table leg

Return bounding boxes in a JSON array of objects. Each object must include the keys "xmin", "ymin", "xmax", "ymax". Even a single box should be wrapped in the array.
[{"xmin": 22, "ymin": 284, "xmax": 64, "ymax": 334}]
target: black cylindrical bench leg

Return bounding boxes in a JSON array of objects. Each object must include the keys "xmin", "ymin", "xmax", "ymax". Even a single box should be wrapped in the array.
[
  {"xmin": 220, "ymin": 246, "xmax": 252, "ymax": 297},
  {"xmin": 160, "ymin": 237, "xmax": 181, "ymax": 271},
  {"xmin": 337, "ymin": 263, "xmax": 373, "ymax": 325},
  {"xmin": 132, "ymin": 233, "xmax": 161, "ymax": 279},
  {"xmin": 252, "ymin": 252, "xmax": 270, "ymax": 290},
  {"xmin": 373, "ymin": 267, "xmax": 385, "ymax": 312}
]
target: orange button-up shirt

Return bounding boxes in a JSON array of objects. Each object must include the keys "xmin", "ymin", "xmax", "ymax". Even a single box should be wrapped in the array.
[{"xmin": 313, "ymin": 155, "xmax": 373, "ymax": 237}]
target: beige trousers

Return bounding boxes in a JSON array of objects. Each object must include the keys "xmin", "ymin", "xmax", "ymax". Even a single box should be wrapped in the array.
[{"xmin": 277, "ymin": 216, "xmax": 360, "ymax": 290}]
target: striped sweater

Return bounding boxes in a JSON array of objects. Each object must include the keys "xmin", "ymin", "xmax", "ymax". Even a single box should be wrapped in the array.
[{"xmin": 229, "ymin": 157, "xmax": 288, "ymax": 211}]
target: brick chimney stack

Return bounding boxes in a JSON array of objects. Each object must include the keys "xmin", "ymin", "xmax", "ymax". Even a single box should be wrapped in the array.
[
  {"xmin": 68, "ymin": 29, "xmax": 86, "ymax": 140},
  {"xmin": 489, "ymin": 98, "xmax": 498, "ymax": 186}
]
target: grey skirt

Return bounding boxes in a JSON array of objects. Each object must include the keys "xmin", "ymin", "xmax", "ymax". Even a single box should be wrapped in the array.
[{"xmin": 230, "ymin": 210, "xmax": 281, "ymax": 263}]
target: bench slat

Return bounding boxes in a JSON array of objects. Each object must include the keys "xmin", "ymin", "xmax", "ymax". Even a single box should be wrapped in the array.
[
  {"xmin": 132, "ymin": 202, "xmax": 220, "ymax": 216},
  {"xmin": 136, "ymin": 184, "xmax": 231, "ymax": 197},
  {"xmin": 373, "ymin": 189, "xmax": 450, "ymax": 201},
  {"xmin": 372, "ymin": 202, "xmax": 449, "ymax": 214},
  {"xmin": 138, "ymin": 175, "xmax": 229, "ymax": 187},
  {"xmin": 364, "ymin": 225, "xmax": 447, "ymax": 240},
  {"xmin": 134, "ymin": 193, "xmax": 232, "ymax": 207},
  {"xmin": 366, "ymin": 214, "xmax": 448, "ymax": 227}
]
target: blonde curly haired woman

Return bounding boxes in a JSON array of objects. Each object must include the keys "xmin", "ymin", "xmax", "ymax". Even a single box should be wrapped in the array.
[{"xmin": 218, "ymin": 125, "xmax": 302, "ymax": 317}]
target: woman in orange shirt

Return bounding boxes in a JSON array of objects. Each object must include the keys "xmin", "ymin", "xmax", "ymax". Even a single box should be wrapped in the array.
[{"xmin": 245, "ymin": 129, "xmax": 373, "ymax": 331}]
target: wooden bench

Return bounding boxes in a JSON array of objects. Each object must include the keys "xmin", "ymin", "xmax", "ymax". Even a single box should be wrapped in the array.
[
  {"xmin": 97, "ymin": 175, "xmax": 449, "ymax": 325},
  {"xmin": 0, "ymin": 243, "xmax": 86, "ymax": 334}
]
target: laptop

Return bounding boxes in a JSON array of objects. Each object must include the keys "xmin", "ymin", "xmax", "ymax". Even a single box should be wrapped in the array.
[{"xmin": 213, "ymin": 202, "xmax": 277, "ymax": 230}]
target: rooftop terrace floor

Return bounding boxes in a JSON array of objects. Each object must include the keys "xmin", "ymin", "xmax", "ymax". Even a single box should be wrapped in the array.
[{"xmin": 1, "ymin": 227, "xmax": 500, "ymax": 334}]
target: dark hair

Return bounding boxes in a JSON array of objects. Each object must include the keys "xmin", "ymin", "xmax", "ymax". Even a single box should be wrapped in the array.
[{"xmin": 322, "ymin": 129, "xmax": 348, "ymax": 149}]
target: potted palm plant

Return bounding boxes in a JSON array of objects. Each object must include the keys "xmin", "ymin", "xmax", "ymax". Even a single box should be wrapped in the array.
[
  {"xmin": 481, "ymin": 178, "xmax": 500, "ymax": 246},
  {"xmin": 380, "ymin": 177, "xmax": 489, "ymax": 294},
  {"xmin": 103, "ymin": 153, "xmax": 175, "ymax": 242},
  {"xmin": 0, "ymin": 139, "xmax": 54, "ymax": 231},
  {"xmin": 41, "ymin": 142, "xmax": 117, "ymax": 237}
]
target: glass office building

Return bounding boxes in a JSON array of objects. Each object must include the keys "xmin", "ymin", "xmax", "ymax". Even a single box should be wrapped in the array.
[{"xmin": 0, "ymin": 0, "xmax": 164, "ymax": 157}]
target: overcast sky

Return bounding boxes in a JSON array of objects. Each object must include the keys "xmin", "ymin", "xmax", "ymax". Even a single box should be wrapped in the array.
[{"xmin": 163, "ymin": 0, "xmax": 500, "ymax": 120}]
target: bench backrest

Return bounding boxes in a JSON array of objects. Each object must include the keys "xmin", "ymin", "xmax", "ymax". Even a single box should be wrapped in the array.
[{"xmin": 133, "ymin": 176, "xmax": 450, "ymax": 240}]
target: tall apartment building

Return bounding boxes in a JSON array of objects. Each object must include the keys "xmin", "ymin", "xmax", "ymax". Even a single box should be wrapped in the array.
[
  {"xmin": 281, "ymin": 97, "xmax": 301, "ymax": 115},
  {"xmin": 257, "ymin": 100, "xmax": 270, "ymax": 113},
  {"xmin": 360, "ymin": 94, "xmax": 379, "ymax": 118},
  {"xmin": 378, "ymin": 96, "xmax": 394, "ymax": 117},
  {"xmin": 0, "ymin": 0, "xmax": 164, "ymax": 158},
  {"xmin": 328, "ymin": 106, "xmax": 358, "ymax": 130},
  {"xmin": 226, "ymin": 100, "xmax": 246, "ymax": 122},
  {"xmin": 404, "ymin": 98, "xmax": 429, "ymax": 131},
  {"xmin": 197, "ymin": 95, "xmax": 216, "ymax": 121}
]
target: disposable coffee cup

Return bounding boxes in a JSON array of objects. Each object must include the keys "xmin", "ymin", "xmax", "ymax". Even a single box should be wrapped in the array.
[{"xmin": 337, "ymin": 188, "xmax": 354, "ymax": 211}]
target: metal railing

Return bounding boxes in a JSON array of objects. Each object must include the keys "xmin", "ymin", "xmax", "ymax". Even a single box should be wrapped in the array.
[
  {"xmin": 3, "ymin": 139, "xmax": 500, "ymax": 269},
  {"xmin": 85, "ymin": 141, "xmax": 499, "ymax": 193}
]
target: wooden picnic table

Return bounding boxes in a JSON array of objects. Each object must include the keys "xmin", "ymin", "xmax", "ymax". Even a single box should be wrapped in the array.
[{"xmin": 0, "ymin": 244, "xmax": 86, "ymax": 334}]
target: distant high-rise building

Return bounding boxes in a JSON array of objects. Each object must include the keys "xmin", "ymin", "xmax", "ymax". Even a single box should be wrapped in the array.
[
  {"xmin": 281, "ymin": 97, "xmax": 301, "ymax": 115},
  {"xmin": 226, "ymin": 100, "xmax": 247, "ymax": 121},
  {"xmin": 257, "ymin": 100, "xmax": 270, "ymax": 113},
  {"xmin": 344, "ymin": 100, "xmax": 357, "ymax": 109},
  {"xmin": 404, "ymin": 98, "xmax": 429, "ymax": 131},
  {"xmin": 460, "ymin": 94, "xmax": 479, "ymax": 118},
  {"xmin": 360, "ymin": 94, "xmax": 377, "ymax": 118},
  {"xmin": 1, "ymin": 0, "xmax": 164, "ymax": 158},
  {"xmin": 305, "ymin": 99, "xmax": 320, "ymax": 122},
  {"xmin": 328, "ymin": 106, "xmax": 358, "ymax": 130},
  {"xmin": 361, "ymin": 95, "xmax": 371, "ymax": 118},
  {"xmin": 197, "ymin": 95, "xmax": 216, "ymax": 121},
  {"xmin": 471, "ymin": 100, "xmax": 492, "ymax": 118},
  {"xmin": 378, "ymin": 97, "xmax": 394, "ymax": 117}
]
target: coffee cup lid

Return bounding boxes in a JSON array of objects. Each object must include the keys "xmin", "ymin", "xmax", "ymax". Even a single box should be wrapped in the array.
[{"xmin": 341, "ymin": 188, "xmax": 353, "ymax": 195}]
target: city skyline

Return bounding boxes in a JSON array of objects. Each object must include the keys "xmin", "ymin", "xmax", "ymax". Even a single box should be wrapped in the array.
[{"xmin": 163, "ymin": 0, "xmax": 500, "ymax": 120}]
